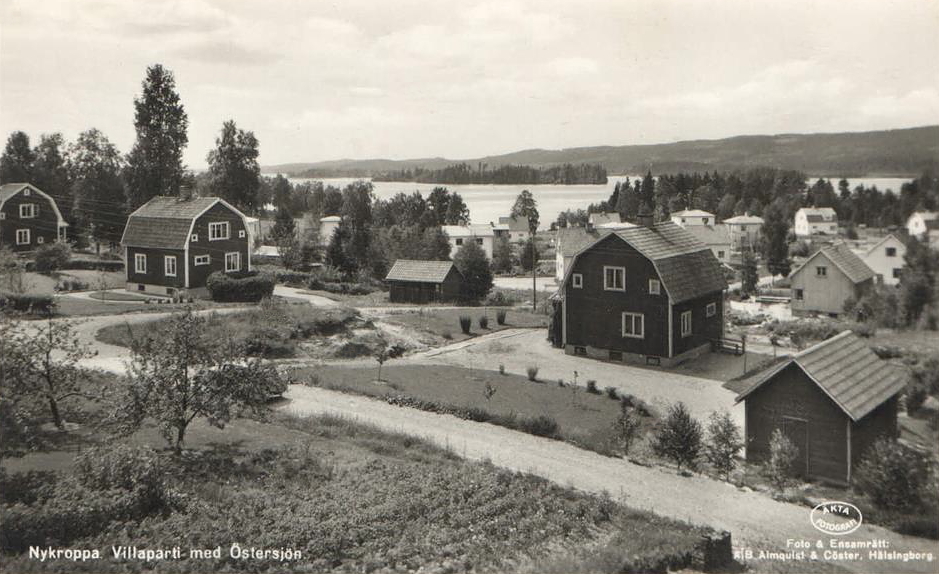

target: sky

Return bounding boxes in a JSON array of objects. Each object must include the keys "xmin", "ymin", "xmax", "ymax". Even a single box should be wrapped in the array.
[{"xmin": 1, "ymin": 0, "xmax": 938, "ymax": 169}]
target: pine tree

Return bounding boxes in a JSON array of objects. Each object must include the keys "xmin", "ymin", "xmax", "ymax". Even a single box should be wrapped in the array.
[
  {"xmin": 124, "ymin": 64, "xmax": 189, "ymax": 209},
  {"xmin": 0, "ymin": 131, "xmax": 35, "ymax": 183},
  {"xmin": 741, "ymin": 251, "xmax": 759, "ymax": 296},
  {"xmin": 652, "ymin": 402, "xmax": 702, "ymax": 472},
  {"xmin": 206, "ymin": 120, "xmax": 261, "ymax": 213}
]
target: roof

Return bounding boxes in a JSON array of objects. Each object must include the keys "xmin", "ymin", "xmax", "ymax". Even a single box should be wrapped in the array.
[
  {"xmin": 909, "ymin": 211, "xmax": 939, "ymax": 223},
  {"xmin": 723, "ymin": 215, "xmax": 764, "ymax": 225},
  {"xmin": 735, "ymin": 331, "xmax": 906, "ymax": 421},
  {"xmin": 121, "ymin": 196, "xmax": 245, "ymax": 249},
  {"xmin": 0, "ymin": 182, "xmax": 68, "ymax": 226},
  {"xmin": 588, "ymin": 212, "xmax": 620, "ymax": 225},
  {"xmin": 682, "ymin": 224, "xmax": 731, "ymax": 246},
  {"xmin": 320, "ymin": 215, "xmax": 341, "ymax": 222},
  {"xmin": 798, "ymin": 207, "xmax": 838, "ymax": 222},
  {"xmin": 496, "ymin": 216, "xmax": 530, "ymax": 231},
  {"xmin": 790, "ymin": 243, "xmax": 875, "ymax": 284},
  {"xmin": 672, "ymin": 209, "xmax": 715, "ymax": 218},
  {"xmin": 556, "ymin": 227, "xmax": 608, "ymax": 257},
  {"xmin": 441, "ymin": 224, "xmax": 494, "ymax": 237},
  {"xmin": 864, "ymin": 234, "xmax": 906, "ymax": 257},
  {"xmin": 385, "ymin": 260, "xmax": 459, "ymax": 283}
]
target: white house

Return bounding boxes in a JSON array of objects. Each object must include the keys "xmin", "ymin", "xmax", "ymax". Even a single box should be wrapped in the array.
[
  {"xmin": 493, "ymin": 216, "xmax": 530, "ymax": 242},
  {"xmin": 670, "ymin": 209, "xmax": 715, "ymax": 227},
  {"xmin": 795, "ymin": 207, "xmax": 838, "ymax": 237},
  {"xmin": 319, "ymin": 215, "xmax": 341, "ymax": 244},
  {"xmin": 862, "ymin": 234, "xmax": 906, "ymax": 286},
  {"xmin": 906, "ymin": 211, "xmax": 938, "ymax": 238},
  {"xmin": 587, "ymin": 212, "xmax": 621, "ymax": 226},
  {"xmin": 441, "ymin": 224, "xmax": 495, "ymax": 259},
  {"xmin": 722, "ymin": 214, "xmax": 764, "ymax": 252}
]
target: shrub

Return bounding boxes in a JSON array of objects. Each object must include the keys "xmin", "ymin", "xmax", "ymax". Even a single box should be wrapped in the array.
[
  {"xmin": 605, "ymin": 386, "xmax": 618, "ymax": 400},
  {"xmin": 486, "ymin": 291, "xmax": 518, "ymax": 307},
  {"xmin": 854, "ymin": 438, "xmax": 931, "ymax": 510},
  {"xmin": 56, "ymin": 277, "xmax": 89, "ymax": 292},
  {"xmin": 206, "ymin": 271, "xmax": 275, "ymax": 302},
  {"xmin": 479, "ymin": 315, "xmax": 489, "ymax": 329},
  {"xmin": 526, "ymin": 365, "xmax": 539, "ymax": 381},
  {"xmin": 586, "ymin": 380, "xmax": 600, "ymax": 394},
  {"xmin": 0, "ymin": 293, "xmax": 56, "ymax": 315},
  {"xmin": 459, "ymin": 315, "xmax": 471, "ymax": 334},
  {"xmin": 441, "ymin": 330, "xmax": 452, "ymax": 340},
  {"xmin": 34, "ymin": 242, "xmax": 71, "ymax": 272},
  {"xmin": 74, "ymin": 444, "xmax": 164, "ymax": 495},
  {"xmin": 704, "ymin": 411, "xmax": 743, "ymax": 480},
  {"xmin": 498, "ymin": 363, "xmax": 505, "ymax": 375},
  {"xmin": 516, "ymin": 415, "xmax": 559, "ymax": 438},
  {"xmin": 651, "ymin": 402, "xmax": 702, "ymax": 472},
  {"xmin": 274, "ymin": 270, "xmax": 312, "ymax": 287},
  {"xmin": 763, "ymin": 428, "xmax": 799, "ymax": 492},
  {"xmin": 496, "ymin": 309, "xmax": 507, "ymax": 325},
  {"xmin": 612, "ymin": 403, "xmax": 642, "ymax": 455}
]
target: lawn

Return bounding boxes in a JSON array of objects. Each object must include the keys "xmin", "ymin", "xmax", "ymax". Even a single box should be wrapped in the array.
[
  {"xmin": 86, "ymin": 290, "xmax": 151, "ymax": 301},
  {"xmin": 297, "ymin": 364, "xmax": 656, "ymax": 455},
  {"xmin": 379, "ymin": 307, "xmax": 549, "ymax": 343},
  {"xmin": 18, "ymin": 270, "xmax": 125, "ymax": 295}
]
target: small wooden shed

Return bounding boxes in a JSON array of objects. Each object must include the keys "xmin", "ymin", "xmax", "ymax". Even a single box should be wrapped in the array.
[
  {"xmin": 735, "ymin": 331, "xmax": 905, "ymax": 485},
  {"xmin": 385, "ymin": 260, "xmax": 463, "ymax": 304}
]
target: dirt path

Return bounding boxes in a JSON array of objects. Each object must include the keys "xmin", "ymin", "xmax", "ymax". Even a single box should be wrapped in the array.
[{"xmin": 282, "ymin": 385, "xmax": 939, "ymax": 573}]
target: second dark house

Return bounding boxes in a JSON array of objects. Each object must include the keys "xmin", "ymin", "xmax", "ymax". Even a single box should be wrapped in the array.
[{"xmin": 385, "ymin": 259, "xmax": 463, "ymax": 303}]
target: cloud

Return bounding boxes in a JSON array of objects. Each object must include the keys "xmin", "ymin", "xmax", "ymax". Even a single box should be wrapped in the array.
[
  {"xmin": 349, "ymin": 87, "xmax": 385, "ymax": 97},
  {"xmin": 545, "ymin": 57, "xmax": 600, "ymax": 77},
  {"xmin": 171, "ymin": 39, "xmax": 280, "ymax": 66},
  {"xmin": 275, "ymin": 106, "xmax": 410, "ymax": 130}
]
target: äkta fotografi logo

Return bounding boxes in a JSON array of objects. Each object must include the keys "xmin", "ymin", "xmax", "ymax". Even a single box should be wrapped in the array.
[{"xmin": 810, "ymin": 501, "xmax": 863, "ymax": 535}]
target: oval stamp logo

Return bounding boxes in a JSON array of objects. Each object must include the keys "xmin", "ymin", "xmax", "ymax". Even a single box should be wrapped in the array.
[{"xmin": 811, "ymin": 501, "xmax": 863, "ymax": 535}]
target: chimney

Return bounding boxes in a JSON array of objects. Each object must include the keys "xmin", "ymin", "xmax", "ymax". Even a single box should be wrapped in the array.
[
  {"xmin": 586, "ymin": 222, "xmax": 595, "ymax": 232},
  {"xmin": 636, "ymin": 208, "xmax": 654, "ymax": 229}
]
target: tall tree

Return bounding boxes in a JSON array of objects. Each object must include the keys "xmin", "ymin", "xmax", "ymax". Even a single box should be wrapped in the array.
[
  {"xmin": 761, "ymin": 200, "xmax": 791, "ymax": 280},
  {"xmin": 444, "ymin": 192, "xmax": 470, "ymax": 224},
  {"xmin": 0, "ymin": 131, "xmax": 35, "ymax": 183},
  {"xmin": 69, "ymin": 129, "xmax": 127, "ymax": 251},
  {"xmin": 124, "ymin": 64, "xmax": 189, "ymax": 209},
  {"xmin": 511, "ymin": 190, "xmax": 540, "ymax": 309},
  {"xmin": 340, "ymin": 181, "xmax": 374, "ymax": 271},
  {"xmin": 492, "ymin": 235, "xmax": 515, "ymax": 273},
  {"xmin": 32, "ymin": 133, "xmax": 74, "ymax": 229},
  {"xmin": 206, "ymin": 120, "xmax": 261, "ymax": 213}
]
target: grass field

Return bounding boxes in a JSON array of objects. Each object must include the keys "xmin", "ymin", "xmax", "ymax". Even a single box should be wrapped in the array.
[{"xmin": 380, "ymin": 307, "xmax": 549, "ymax": 343}]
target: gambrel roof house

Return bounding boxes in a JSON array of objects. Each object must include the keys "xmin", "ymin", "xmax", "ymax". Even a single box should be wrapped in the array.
[
  {"xmin": 0, "ymin": 183, "xmax": 68, "ymax": 252},
  {"xmin": 121, "ymin": 196, "xmax": 251, "ymax": 298}
]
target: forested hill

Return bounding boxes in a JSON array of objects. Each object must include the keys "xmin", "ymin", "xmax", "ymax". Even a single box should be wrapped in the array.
[{"xmin": 264, "ymin": 125, "xmax": 939, "ymax": 178}]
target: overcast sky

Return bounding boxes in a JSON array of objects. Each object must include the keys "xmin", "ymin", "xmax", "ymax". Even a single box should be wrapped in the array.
[{"xmin": 1, "ymin": 0, "xmax": 937, "ymax": 168}]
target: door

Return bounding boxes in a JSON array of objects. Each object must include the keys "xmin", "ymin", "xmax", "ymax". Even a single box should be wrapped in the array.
[{"xmin": 781, "ymin": 417, "xmax": 808, "ymax": 477}]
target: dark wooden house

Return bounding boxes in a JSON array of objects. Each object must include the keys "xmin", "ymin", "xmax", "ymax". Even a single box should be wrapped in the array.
[
  {"xmin": 385, "ymin": 259, "xmax": 463, "ymax": 304},
  {"xmin": 0, "ymin": 183, "xmax": 68, "ymax": 252},
  {"xmin": 735, "ymin": 331, "xmax": 904, "ymax": 485},
  {"xmin": 557, "ymin": 218, "xmax": 727, "ymax": 366},
  {"xmin": 121, "ymin": 196, "xmax": 251, "ymax": 298}
]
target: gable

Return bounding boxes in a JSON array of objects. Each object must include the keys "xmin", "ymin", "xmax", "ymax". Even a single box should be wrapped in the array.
[{"xmin": 0, "ymin": 183, "xmax": 67, "ymax": 226}]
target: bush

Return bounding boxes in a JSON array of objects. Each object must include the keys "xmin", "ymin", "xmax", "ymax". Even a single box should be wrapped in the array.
[
  {"xmin": 605, "ymin": 386, "xmax": 619, "ymax": 400},
  {"xmin": 56, "ymin": 277, "xmax": 89, "ymax": 292},
  {"xmin": 486, "ymin": 291, "xmax": 518, "ymax": 307},
  {"xmin": 459, "ymin": 315, "xmax": 471, "ymax": 334},
  {"xmin": 652, "ymin": 402, "xmax": 702, "ymax": 472},
  {"xmin": 479, "ymin": 315, "xmax": 489, "ymax": 329},
  {"xmin": 516, "ymin": 415, "xmax": 559, "ymax": 438},
  {"xmin": 206, "ymin": 271, "xmax": 275, "ymax": 302},
  {"xmin": 704, "ymin": 411, "xmax": 743, "ymax": 480},
  {"xmin": 499, "ymin": 363, "xmax": 505, "ymax": 375},
  {"xmin": 441, "ymin": 330, "xmax": 452, "ymax": 340},
  {"xmin": 0, "ymin": 293, "xmax": 56, "ymax": 315},
  {"xmin": 763, "ymin": 429, "xmax": 799, "ymax": 492},
  {"xmin": 612, "ymin": 403, "xmax": 642, "ymax": 455},
  {"xmin": 496, "ymin": 309, "xmax": 507, "ymax": 325},
  {"xmin": 586, "ymin": 380, "xmax": 600, "ymax": 394},
  {"xmin": 34, "ymin": 242, "xmax": 71, "ymax": 272},
  {"xmin": 526, "ymin": 365, "xmax": 539, "ymax": 382},
  {"xmin": 274, "ymin": 270, "xmax": 312, "ymax": 287},
  {"xmin": 854, "ymin": 438, "xmax": 931, "ymax": 510}
]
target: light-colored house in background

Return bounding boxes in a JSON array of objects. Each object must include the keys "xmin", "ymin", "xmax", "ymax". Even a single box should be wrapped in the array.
[
  {"xmin": 906, "ymin": 211, "xmax": 938, "ymax": 238},
  {"xmin": 670, "ymin": 209, "xmax": 715, "ymax": 227},
  {"xmin": 794, "ymin": 207, "xmax": 838, "ymax": 237},
  {"xmin": 723, "ymin": 214, "xmax": 764, "ymax": 252},
  {"xmin": 587, "ymin": 212, "xmax": 621, "ymax": 226},
  {"xmin": 789, "ymin": 243, "xmax": 875, "ymax": 317},
  {"xmin": 861, "ymin": 234, "xmax": 906, "ymax": 286},
  {"xmin": 319, "ymin": 215, "xmax": 341, "ymax": 244},
  {"xmin": 683, "ymin": 224, "xmax": 733, "ymax": 263},
  {"xmin": 493, "ymin": 216, "xmax": 531, "ymax": 242},
  {"xmin": 442, "ymin": 224, "xmax": 495, "ymax": 259}
]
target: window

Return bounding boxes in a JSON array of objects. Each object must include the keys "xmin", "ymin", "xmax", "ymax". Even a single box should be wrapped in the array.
[
  {"xmin": 717, "ymin": 250, "xmax": 725, "ymax": 259},
  {"xmin": 475, "ymin": 238, "xmax": 483, "ymax": 245},
  {"xmin": 209, "ymin": 222, "xmax": 230, "ymax": 240},
  {"xmin": 574, "ymin": 346, "xmax": 587, "ymax": 356},
  {"xmin": 892, "ymin": 268, "xmax": 901, "ymax": 279},
  {"xmin": 816, "ymin": 266, "xmax": 827, "ymax": 277},
  {"xmin": 37, "ymin": 236, "xmax": 44, "ymax": 244},
  {"xmin": 649, "ymin": 279, "xmax": 660, "ymax": 295},
  {"xmin": 164, "ymin": 256, "xmax": 177, "ymax": 277},
  {"xmin": 15, "ymin": 229, "xmax": 29, "ymax": 245},
  {"xmin": 191, "ymin": 234, "xmax": 199, "ymax": 242},
  {"xmin": 572, "ymin": 273, "xmax": 583, "ymax": 288},
  {"xmin": 19, "ymin": 204, "xmax": 37, "ymax": 218},
  {"xmin": 795, "ymin": 288, "xmax": 804, "ymax": 300},
  {"xmin": 0, "ymin": 213, "xmax": 5, "ymax": 220},
  {"xmin": 706, "ymin": 302, "xmax": 716, "ymax": 317},
  {"xmin": 194, "ymin": 255, "xmax": 210, "ymax": 266},
  {"xmin": 622, "ymin": 312, "xmax": 644, "ymax": 338},
  {"xmin": 603, "ymin": 266, "xmax": 625, "ymax": 291},
  {"xmin": 22, "ymin": 188, "xmax": 30, "ymax": 196},
  {"xmin": 238, "ymin": 229, "xmax": 246, "ymax": 238},
  {"xmin": 886, "ymin": 247, "xmax": 896, "ymax": 257},
  {"xmin": 135, "ymin": 253, "xmax": 147, "ymax": 274},
  {"xmin": 225, "ymin": 252, "xmax": 241, "ymax": 272},
  {"xmin": 680, "ymin": 310, "xmax": 692, "ymax": 337},
  {"xmin": 740, "ymin": 225, "xmax": 747, "ymax": 231},
  {"xmin": 702, "ymin": 218, "xmax": 709, "ymax": 225},
  {"xmin": 455, "ymin": 238, "xmax": 464, "ymax": 246}
]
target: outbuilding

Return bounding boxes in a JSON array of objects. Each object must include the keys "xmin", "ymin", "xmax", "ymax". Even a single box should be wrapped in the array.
[
  {"xmin": 385, "ymin": 259, "xmax": 463, "ymax": 304},
  {"xmin": 735, "ymin": 331, "xmax": 904, "ymax": 485}
]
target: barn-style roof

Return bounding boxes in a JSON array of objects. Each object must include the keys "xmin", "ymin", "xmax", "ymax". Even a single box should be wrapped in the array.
[
  {"xmin": 0, "ymin": 182, "xmax": 68, "ymax": 226},
  {"xmin": 121, "ymin": 196, "xmax": 244, "ymax": 250},
  {"xmin": 735, "ymin": 331, "xmax": 906, "ymax": 421},
  {"xmin": 385, "ymin": 260, "xmax": 459, "ymax": 284},
  {"xmin": 790, "ymin": 243, "xmax": 875, "ymax": 284}
]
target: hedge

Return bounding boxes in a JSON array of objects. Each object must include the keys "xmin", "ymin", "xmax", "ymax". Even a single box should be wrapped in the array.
[
  {"xmin": 0, "ymin": 293, "xmax": 56, "ymax": 315},
  {"xmin": 206, "ymin": 271, "xmax": 275, "ymax": 302},
  {"xmin": 25, "ymin": 259, "xmax": 124, "ymax": 272}
]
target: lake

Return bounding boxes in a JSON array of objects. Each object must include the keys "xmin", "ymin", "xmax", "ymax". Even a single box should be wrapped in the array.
[{"xmin": 286, "ymin": 175, "xmax": 913, "ymax": 229}]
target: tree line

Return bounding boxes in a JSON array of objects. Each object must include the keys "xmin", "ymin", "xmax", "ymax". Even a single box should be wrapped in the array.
[{"xmin": 373, "ymin": 162, "xmax": 608, "ymax": 185}]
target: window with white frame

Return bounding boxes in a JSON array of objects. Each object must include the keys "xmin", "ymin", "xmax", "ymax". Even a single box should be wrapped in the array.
[
  {"xmin": 22, "ymin": 188, "xmax": 30, "ymax": 196},
  {"xmin": 164, "ymin": 255, "xmax": 177, "ymax": 277},
  {"xmin": 134, "ymin": 253, "xmax": 147, "ymax": 274},
  {"xmin": 15, "ymin": 229, "xmax": 29, "ymax": 244},
  {"xmin": 225, "ymin": 252, "xmax": 240, "ymax": 272},
  {"xmin": 706, "ymin": 302, "xmax": 716, "ymax": 317},
  {"xmin": 603, "ymin": 266, "xmax": 625, "ymax": 291},
  {"xmin": 238, "ymin": 229, "xmax": 246, "ymax": 238},
  {"xmin": 191, "ymin": 234, "xmax": 199, "ymax": 242},
  {"xmin": 37, "ymin": 236, "xmax": 44, "ymax": 244},
  {"xmin": 649, "ymin": 279, "xmax": 660, "ymax": 295},
  {"xmin": 680, "ymin": 310, "xmax": 692, "ymax": 337},
  {"xmin": 622, "ymin": 312, "xmax": 644, "ymax": 338},
  {"xmin": 209, "ymin": 222, "xmax": 230, "ymax": 240},
  {"xmin": 19, "ymin": 204, "xmax": 37, "ymax": 218},
  {"xmin": 572, "ymin": 273, "xmax": 583, "ymax": 288},
  {"xmin": 194, "ymin": 255, "xmax": 210, "ymax": 266}
]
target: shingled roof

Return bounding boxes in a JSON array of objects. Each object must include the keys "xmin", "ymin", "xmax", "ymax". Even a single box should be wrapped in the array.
[
  {"xmin": 682, "ymin": 224, "xmax": 731, "ymax": 246},
  {"xmin": 736, "ymin": 331, "xmax": 906, "ymax": 421},
  {"xmin": 791, "ymin": 243, "xmax": 875, "ymax": 284},
  {"xmin": 121, "ymin": 196, "xmax": 237, "ymax": 250},
  {"xmin": 385, "ymin": 260, "xmax": 459, "ymax": 283}
]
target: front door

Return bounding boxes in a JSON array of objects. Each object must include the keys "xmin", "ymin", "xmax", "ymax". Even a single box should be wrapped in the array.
[{"xmin": 781, "ymin": 417, "xmax": 808, "ymax": 477}]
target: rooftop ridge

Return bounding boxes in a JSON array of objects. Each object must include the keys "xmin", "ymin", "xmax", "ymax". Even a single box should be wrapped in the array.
[{"xmin": 793, "ymin": 329, "xmax": 853, "ymax": 359}]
